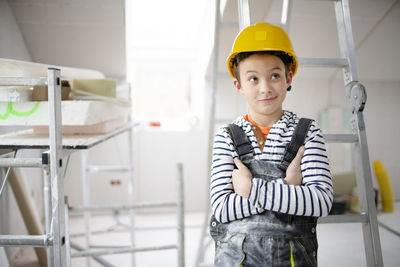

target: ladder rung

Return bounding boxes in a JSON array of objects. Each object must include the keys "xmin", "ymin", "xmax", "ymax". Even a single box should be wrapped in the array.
[
  {"xmin": 69, "ymin": 201, "xmax": 177, "ymax": 213},
  {"xmin": 0, "ymin": 158, "xmax": 43, "ymax": 168},
  {"xmin": 0, "ymin": 234, "xmax": 52, "ymax": 247},
  {"xmin": 87, "ymin": 165, "xmax": 132, "ymax": 173},
  {"xmin": 0, "ymin": 77, "xmax": 47, "ymax": 86},
  {"xmin": 71, "ymin": 244, "xmax": 178, "ymax": 257},
  {"xmin": 318, "ymin": 214, "xmax": 368, "ymax": 224},
  {"xmin": 299, "ymin": 58, "xmax": 348, "ymax": 68},
  {"xmin": 325, "ymin": 134, "xmax": 358, "ymax": 143}
]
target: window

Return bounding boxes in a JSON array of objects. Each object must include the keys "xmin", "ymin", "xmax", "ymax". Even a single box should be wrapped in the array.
[
  {"xmin": 126, "ymin": 0, "xmax": 207, "ymax": 126},
  {"xmin": 133, "ymin": 62, "xmax": 191, "ymax": 119}
]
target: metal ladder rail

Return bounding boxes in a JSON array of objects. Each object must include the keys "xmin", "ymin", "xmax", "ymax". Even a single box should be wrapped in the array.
[
  {"xmin": 0, "ymin": 69, "xmax": 68, "ymax": 267},
  {"xmin": 194, "ymin": 0, "xmax": 222, "ymax": 266},
  {"xmin": 332, "ymin": 0, "xmax": 383, "ymax": 266},
  {"xmin": 195, "ymin": 0, "xmax": 253, "ymax": 266},
  {"xmin": 277, "ymin": 0, "xmax": 384, "ymax": 265}
]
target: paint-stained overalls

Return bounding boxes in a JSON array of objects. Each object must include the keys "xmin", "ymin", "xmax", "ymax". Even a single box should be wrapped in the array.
[{"xmin": 210, "ymin": 118, "xmax": 318, "ymax": 267}]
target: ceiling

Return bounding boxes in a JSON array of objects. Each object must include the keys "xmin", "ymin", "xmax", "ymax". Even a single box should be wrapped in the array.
[
  {"xmin": 216, "ymin": 0, "xmax": 400, "ymax": 83},
  {"xmin": 8, "ymin": 0, "xmax": 126, "ymax": 79}
]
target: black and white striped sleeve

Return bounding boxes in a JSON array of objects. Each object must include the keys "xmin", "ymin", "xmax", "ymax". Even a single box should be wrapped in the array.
[
  {"xmin": 210, "ymin": 127, "xmax": 265, "ymax": 223},
  {"xmin": 247, "ymin": 120, "xmax": 334, "ymax": 217}
]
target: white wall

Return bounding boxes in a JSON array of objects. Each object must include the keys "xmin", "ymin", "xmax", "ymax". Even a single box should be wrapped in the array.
[
  {"xmin": 8, "ymin": 0, "xmax": 126, "ymax": 80},
  {"xmin": 362, "ymin": 81, "xmax": 400, "ymax": 197},
  {"xmin": 0, "ymin": 0, "xmax": 31, "ymax": 61}
]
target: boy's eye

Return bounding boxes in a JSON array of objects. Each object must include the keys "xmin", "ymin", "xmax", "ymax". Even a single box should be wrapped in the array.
[
  {"xmin": 249, "ymin": 77, "xmax": 258, "ymax": 82},
  {"xmin": 271, "ymin": 73, "xmax": 280, "ymax": 80}
]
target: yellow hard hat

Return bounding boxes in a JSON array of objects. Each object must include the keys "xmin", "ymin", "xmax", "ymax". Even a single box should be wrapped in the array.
[{"xmin": 227, "ymin": 22, "xmax": 298, "ymax": 78}]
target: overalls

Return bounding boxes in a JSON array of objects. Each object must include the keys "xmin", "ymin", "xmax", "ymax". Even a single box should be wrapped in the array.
[{"xmin": 210, "ymin": 118, "xmax": 318, "ymax": 267}]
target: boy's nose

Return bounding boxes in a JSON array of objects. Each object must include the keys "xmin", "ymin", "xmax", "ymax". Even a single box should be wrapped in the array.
[{"xmin": 259, "ymin": 80, "xmax": 270, "ymax": 94}]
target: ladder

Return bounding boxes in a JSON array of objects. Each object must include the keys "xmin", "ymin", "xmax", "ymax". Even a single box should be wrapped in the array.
[
  {"xmin": 67, "ymin": 127, "xmax": 186, "ymax": 267},
  {"xmin": 77, "ymin": 130, "xmax": 136, "ymax": 267},
  {"xmin": 195, "ymin": 0, "xmax": 384, "ymax": 266}
]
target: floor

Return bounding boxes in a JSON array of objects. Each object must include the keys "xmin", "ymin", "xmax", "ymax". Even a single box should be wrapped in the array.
[{"xmin": 9, "ymin": 202, "xmax": 400, "ymax": 267}]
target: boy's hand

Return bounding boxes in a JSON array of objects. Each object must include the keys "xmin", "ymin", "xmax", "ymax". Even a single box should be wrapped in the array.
[
  {"xmin": 232, "ymin": 158, "xmax": 252, "ymax": 198},
  {"xmin": 284, "ymin": 146, "xmax": 305, "ymax": 186}
]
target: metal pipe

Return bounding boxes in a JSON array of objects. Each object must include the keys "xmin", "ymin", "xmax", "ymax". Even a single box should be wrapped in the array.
[
  {"xmin": 43, "ymin": 166, "xmax": 54, "ymax": 266},
  {"xmin": 0, "ymin": 158, "xmax": 42, "ymax": 168},
  {"xmin": 69, "ymin": 224, "xmax": 198, "ymax": 238},
  {"xmin": 318, "ymin": 214, "xmax": 368, "ymax": 224},
  {"xmin": 81, "ymin": 150, "xmax": 91, "ymax": 267},
  {"xmin": 69, "ymin": 201, "xmax": 177, "ymax": 213},
  {"xmin": 0, "ymin": 235, "xmax": 52, "ymax": 247},
  {"xmin": 48, "ymin": 67, "xmax": 66, "ymax": 266},
  {"xmin": 65, "ymin": 197, "xmax": 71, "ymax": 267},
  {"xmin": 353, "ymin": 112, "xmax": 384, "ymax": 267},
  {"xmin": 195, "ymin": 1, "xmax": 221, "ymax": 266},
  {"xmin": 299, "ymin": 58, "xmax": 348, "ymax": 68},
  {"xmin": 237, "ymin": 0, "xmax": 250, "ymax": 31},
  {"xmin": 335, "ymin": 0, "xmax": 358, "ymax": 84},
  {"xmin": 126, "ymin": 127, "xmax": 136, "ymax": 267},
  {"xmin": 281, "ymin": 0, "xmax": 293, "ymax": 33},
  {"xmin": 71, "ymin": 244, "xmax": 178, "ymax": 258},
  {"xmin": 86, "ymin": 166, "xmax": 132, "ymax": 173},
  {"xmin": 177, "ymin": 163, "xmax": 185, "ymax": 267},
  {"xmin": 70, "ymin": 242, "xmax": 114, "ymax": 267},
  {"xmin": 324, "ymin": 134, "xmax": 358, "ymax": 143}
]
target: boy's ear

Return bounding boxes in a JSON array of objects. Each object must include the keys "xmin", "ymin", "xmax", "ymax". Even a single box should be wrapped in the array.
[
  {"xmin": 233, "ymin": 79, "xmax": 242, "ymax": 93},
  {"xmin": 286, "ymin": 71, "xmax": 293, "ymax": 91},
  {"xmin": 287, "ymin": 71, "xmax": 293, "ymax": 85}
]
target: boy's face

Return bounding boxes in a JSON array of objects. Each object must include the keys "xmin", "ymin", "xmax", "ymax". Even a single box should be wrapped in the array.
[{"xmin": 234, "ymin": 54, "xmax": 293, "ymax": 125}]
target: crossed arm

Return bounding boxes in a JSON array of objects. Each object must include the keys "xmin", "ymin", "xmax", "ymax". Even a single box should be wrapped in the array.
[
  {"xmin": 232, "ymin": 146, "xmax": 305, "ymax": 197},
  {"xmin": 210, "ymin": 126, "xmax": 333, "ymax": 223}
]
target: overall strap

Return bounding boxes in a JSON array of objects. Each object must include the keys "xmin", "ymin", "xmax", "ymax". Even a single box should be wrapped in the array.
[
  {"xmin": 279, "ymin": 118, "xmax": 312, "ymax": 171},
  {"xmin": 227, "ymin": 124, "xmax": 254, "ymax": 162}
]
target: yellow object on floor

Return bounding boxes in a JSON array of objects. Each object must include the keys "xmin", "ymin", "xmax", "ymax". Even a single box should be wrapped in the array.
[{"xmin": 373, "ymin": 160, "xmax": 394, "ymax": 212}]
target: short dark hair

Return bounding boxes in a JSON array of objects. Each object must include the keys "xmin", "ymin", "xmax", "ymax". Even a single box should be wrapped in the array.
[{"xmin": 232, "ymin": 51, "xmax": 293, "ymax": 83}]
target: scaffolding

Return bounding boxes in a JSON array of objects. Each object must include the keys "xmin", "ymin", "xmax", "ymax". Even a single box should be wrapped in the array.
[{"xmin": 0, "ymin": 68, "xmax": 185, "ymax": 267}]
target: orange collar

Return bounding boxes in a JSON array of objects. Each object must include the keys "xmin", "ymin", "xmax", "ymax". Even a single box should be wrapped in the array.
[{"xmin": 244, "ymin": 114, "xmax": 272, "ymax": 138}]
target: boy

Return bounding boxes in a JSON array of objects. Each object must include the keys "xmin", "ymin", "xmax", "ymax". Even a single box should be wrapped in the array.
[{"xmin": 209, "ymin": 22, "xmax": 333, "ymax": 266}]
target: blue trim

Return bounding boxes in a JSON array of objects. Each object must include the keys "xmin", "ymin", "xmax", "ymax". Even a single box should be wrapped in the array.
[
  {"xmin": 240, "ymin": 197, "xmax": 244, "ymax": 218},
  {"xmin": 233, "ymin": 194, "xmax": 238, "ymax": 220},
  {"xmin": 286, "ymin": 184, "xmax": 291, "ymax": 213},
  {"xmin": 294, "ymin": 187, "xmax": 298, "ymax": 214},
  {"xmin": 247, "ymin": 199, "xmax": 253, "ymax": 216},
  {"xmin": 300, "ymin": 186, "xmax": 306, "ymax": 216},
  {"xmin": 253, "ymin": 179, "xmax": 259, "ymax": 206},
  {"xmin": 226, "ymin": 194, "xmax": 230, "ymax": 221},
  {"xmin": 308, "ymin": 188, "xmax": 314, "ymax": 216},
  {"xmin": 270, "ymin": 183, "xmax": 275, "ymax": 211},
  {"xmin": 278, "ymin": 183, "xmax": 283, "ymax": 212}
]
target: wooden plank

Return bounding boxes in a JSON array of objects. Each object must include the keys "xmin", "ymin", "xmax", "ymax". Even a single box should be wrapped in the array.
[{"xmin": 8, "ymin": 168, "xmax": 47, "ymax": 266}]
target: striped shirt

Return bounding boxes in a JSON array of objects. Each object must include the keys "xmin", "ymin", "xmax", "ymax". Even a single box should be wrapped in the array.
[{"xmin": 210, "ymin": 110, "xmax": 333, "ymax": 223}]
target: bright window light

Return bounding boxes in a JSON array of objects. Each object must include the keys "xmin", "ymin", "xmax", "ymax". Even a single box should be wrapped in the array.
[{"xmin": 126, "ymin": 0, "xmax": 207, "ymax": 125}]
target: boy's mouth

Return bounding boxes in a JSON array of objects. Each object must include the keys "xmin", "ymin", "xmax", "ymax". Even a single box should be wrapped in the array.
[{"xmin": 259, "ymin": 96, "xmax": 277, "ymax": 102}]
